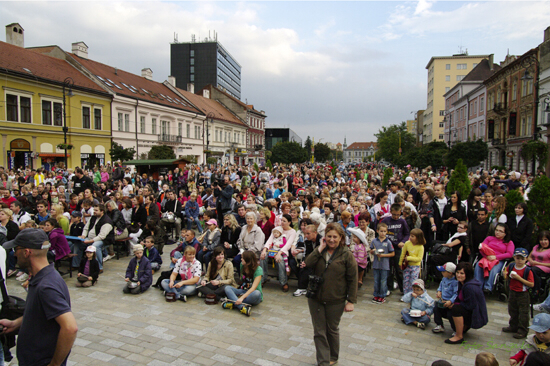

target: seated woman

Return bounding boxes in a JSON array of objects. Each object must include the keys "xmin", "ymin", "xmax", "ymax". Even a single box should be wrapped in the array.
[
  {"xmin": 528, "ymin": 230, "xmax": 550, "ymax": 282},
  {"xmin": 221, "ymin": 214, "xmax": 242, "ymax": 259},
  {"xmin": 198, "ymin": 219, "xmax": 221, "ymax": 266},
  {"xmin": 43, "ymin": 218, "xmax": 71, "ymax": 263},
  {"xmin": 198, "ymin": 247, "xmax": 237, "ymax": 300},
  {"xmin": 473, "ymin": 223, "xmax": 514, "ymax": 292},
  {"xmin": 260, "ymin": 214, "xmax": 297, "ymax": 292},
  {"xmin": 222, "ymin": 250, "xmax": 263, "ymax": 317},
  {"xmin": 235, "ymin": 212, "xmax": 265, "ymax": 268},
  {"xmin": 442, "ymin": 262, "xmax": 488, "ymax": 344},
  {"xmin": 161, "ymin": 246, "xmax": 201, "ymax": 302}
]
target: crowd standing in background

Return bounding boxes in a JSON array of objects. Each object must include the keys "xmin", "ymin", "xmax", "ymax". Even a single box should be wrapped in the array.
[{"xmin": 0, "ymin": 161, "xmax": 549, "ymax": 365}]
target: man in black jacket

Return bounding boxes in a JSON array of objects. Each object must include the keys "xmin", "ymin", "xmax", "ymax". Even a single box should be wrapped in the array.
[
  {"xmin": 464, "ymin": 207, "xmax": 490, "ymax": 262},
  {"xmin": 160, "ymin": 190, "xmax": 182, "ymax": 236},
  {"xmin": 72, "ymin": 168, "xmax": 93, "ymax": 195},
  {"xmin": 214, "ymin": 176, "xmax": 234, "ymax": 226}
]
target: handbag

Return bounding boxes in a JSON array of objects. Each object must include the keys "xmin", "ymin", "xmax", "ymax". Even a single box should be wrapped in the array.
[
  {"xmin": 0, "ymin": 268, "xmax": 26, "ymax": 334},
  {"xmin": 401, "ymin": 251, "xmax": 409, "ymax": 270},
  {"xmin": 432, "ymin": 243, "xmax": 452, "ymax": 256}
]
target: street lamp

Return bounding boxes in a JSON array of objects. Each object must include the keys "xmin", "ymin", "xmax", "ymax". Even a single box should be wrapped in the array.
[
  {"xmin": 62, "ymin": 77, "xmax": 74, "ymax": 169},
  {"xmin": 203, "ymin": 112, "xmax": 214, "ymax": 165}
]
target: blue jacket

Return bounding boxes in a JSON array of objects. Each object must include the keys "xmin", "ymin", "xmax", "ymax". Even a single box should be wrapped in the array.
[
  {"xmin": 402, "ymin": 291, "xmax": 435, "ymax": 316},
  {"xmin": 185, "ymin": 200, "xmax": 199, "ymax": 219},
  {"xmin": 144, "ymin": 246, "xmax": 162, "ymax": 266},
  {"xmin": 437, "ymin": 276, "xmax": 458, "ymax": 303},
  {"xmin": 458, "ymin": 279, "xmax": 488, "ymax": 329},
  {"xmin": 125, "ymin": 256, "xmax": 152, "ymax": 293}
]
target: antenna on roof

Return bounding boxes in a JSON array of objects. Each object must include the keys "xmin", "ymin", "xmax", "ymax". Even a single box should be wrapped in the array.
[
  {"xmin": 174, "ymin": 32, "xmax": 178, "ymax": 43},
  {"xmin": 114, "ymin": 67, "xmax": 117, "ymax": 75},
  {"xmin": 191, "ymin": 34, "xmax": 195, "ymax": 43}
]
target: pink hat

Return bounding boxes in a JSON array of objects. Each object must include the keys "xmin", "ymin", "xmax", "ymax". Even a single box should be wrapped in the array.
[{"xmin": 206, "ymin": 219, "xmax": 218, "ymax": 226}]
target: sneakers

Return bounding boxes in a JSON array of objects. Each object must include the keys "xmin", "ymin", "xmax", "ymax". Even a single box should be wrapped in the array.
[
  {"xmin": 240, "ymin": 305, "xmax": 252, "ymax": 317},
  {"xmin": 432, "ymin": 325, "xmax": 445, "ymax": 333},
  {"xmin": 372, "ymin": 297, "xmax": 380, "ymax": 303},
  {"xmin": 16, "ymin": 273, "xmax": 29, "ymax": 282},
  {"xmin": 222, "ymin": 301, "xmax": 233, "ymax": 310},
  {"xmin": 378, "ymin": 297, "xmax": 386, "ymax": 304},
  {"xmin": 417, "ymin": 322, "xmax": 426, "ymax": 330},
  {"xmin": 386, "ymin": 290, "xmax": 391, "ymax": 296},
  {"xmin": 7, "ymin": 269, "xmax": 17, "ymax": 278},
  {"xmin": 293, "ymin": 289, "xmax": 307, "ymax": 297},
  {"xmin": 103, "ymin": 254, "xmax": 113, "ymax": 262},
  {"xmin": 533, "ymin": 304, "xmax": 550, "ymax": 313},
  {"xmin": 178, "ymin": 295, "xmax": 187, "ymax": 302},
  {"xmin": 197, "ymin": 292, "xmax": 203, "ymax": 298}
]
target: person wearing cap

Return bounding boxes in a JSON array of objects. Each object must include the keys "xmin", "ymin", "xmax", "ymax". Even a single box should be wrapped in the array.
[
  {"xmin": 1, "ymin": 228, "xmax": 78, "ymax": 366},
  {"xmin": 123, "ymin": 244, "xmax": 152, "ymax": 294},
  {"xmin": 432, "ymin": 262, "xmax": 458, "ymax": 334},
  {"xmin": 400, "ymin": 279, "xmax": 435, "ymax": 330},
  {"xmin": 197, "ymin": 219, "xmax": 221, "ymax": 266},
  {"xmin": 509, "ymin": 313, "xmax": 550, "ymax": 365},
  {"xmin": 77, "ymin": 245, "xmax": 100, "ymax": 287},
  {"xmin": 503, "ymin": 248, "xmax": 535, "ymax": 339},
  {"xmin": 495, "ymin": 171, "xmax": 522, "ymax": 192}
]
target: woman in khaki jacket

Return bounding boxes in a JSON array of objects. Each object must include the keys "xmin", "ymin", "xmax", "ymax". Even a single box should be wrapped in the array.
[{"xmin": 198, "ymin": 247, "xmax": 237, "ymax": 300}]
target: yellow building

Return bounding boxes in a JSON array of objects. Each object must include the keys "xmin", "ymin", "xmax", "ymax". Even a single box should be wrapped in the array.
[
  {"xmin": 424, "ymin": 53, "xmax": 491, "ymax": 143},
  {"xmin": 0, "ymin": 27, "xmax": 112, "ymax": 170}
]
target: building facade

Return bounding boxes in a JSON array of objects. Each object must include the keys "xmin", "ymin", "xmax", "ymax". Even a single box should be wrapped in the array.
[
  {"xmin": 538, "ymin": 26, "xmax": 550, "ymax": 173},
  {"xmin": 171, "ymin": 36, "xmax": 242, "ymax": 100},
  {"xmin": 344, "ymin": 142, "xmax": 377, "ymax": 163},
  {"xmin": 1, "ymin": 30, "xmax": 112, "ymax": 170},
  {"xmin": 424, "ymin": 53, "xmax": 491, "ymax": 143},
  {"xmin": 265, "ymin": 128, "xmax": 302, "ymax": 150}
]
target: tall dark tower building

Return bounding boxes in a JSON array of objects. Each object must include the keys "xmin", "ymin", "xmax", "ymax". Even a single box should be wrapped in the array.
[{"xmin": 170, "ymin": 33, "xmax": 241, "ymax": 99}]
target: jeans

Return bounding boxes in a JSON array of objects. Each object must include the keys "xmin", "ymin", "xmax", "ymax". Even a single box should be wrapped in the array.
[
  {"xmin": 7, "ymin": 250, "xmax": 16, "ymax": 271},
  {"xmin": 69, "ymin": 240, "xmax": 87, "ymax": 267},
  {"xmin": 401, "ymin": 308, "xmax": 430, "ymax": 325},
  {"xmin": 198, "ymin": 249, "xmax": 213, "ymax": 266},
  {"xmin": 187, "ymin": 216, "xmax": 203, "ymax": 233},
  {"xmin": 224, "ymin": 287, "xmax": 262, "ymax": 310},
  {"xmin": 232, "ymin": 254, "xmax": 242, "ymax": 275},
  {"xmin": 160, "ymin": 279, "xmax": 197, "ymax": 299},
  {"xmin": 260, "ymin": 258, "xmax": 288, "ymax": 285},
  {"xmin": 474, "ymin": 259, "xmax": 505, "ymax": 291},
  {"xmin": 373, "ymin": 269, "xmax": 389, "ymax": 298}
]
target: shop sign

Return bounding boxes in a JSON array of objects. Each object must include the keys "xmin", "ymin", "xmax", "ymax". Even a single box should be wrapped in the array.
[
  {"xmin": 10, "ymin": 139, "xmax": 30, "ymax": 150},
  {"xmin": 81, "ymin": 154, "xmax": 89, "ymax": 158}
]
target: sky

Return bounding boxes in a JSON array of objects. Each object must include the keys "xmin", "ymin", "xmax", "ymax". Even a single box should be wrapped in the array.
[{"xmin": 1, "ymin": 1, "xmax": 549, "ymax": 146}]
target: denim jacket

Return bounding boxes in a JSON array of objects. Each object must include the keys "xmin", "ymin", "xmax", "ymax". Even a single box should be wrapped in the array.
[
  {"xmin": 437, "ymin": 276, "xmax": 458, "ymax": 303},
  {"xmin": 402, "ymin": 291, "xmax": 435, "ymax": 316}
]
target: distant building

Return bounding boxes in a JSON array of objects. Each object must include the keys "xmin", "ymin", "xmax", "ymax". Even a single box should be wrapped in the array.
[
  {"xmin": 171, "ymin": 34, "xmax": 241, "ymax": 99},
  {"xmin": 265, "ymin": 128, "xmax": 302, "ymax": 150},
  {"xmin": 406, "ymin": 119, "xmax": 417, "ymax": 137},
  {"xmin": 344, "ymin": 142, "xmax": 377, "ymax": 163}
]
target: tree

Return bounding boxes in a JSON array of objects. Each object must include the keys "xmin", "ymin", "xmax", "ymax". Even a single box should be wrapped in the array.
[
  {"xmin": 445, "ymin": 139, "xmax": 489, "ymax": 168},
  {"xmin": 374, "ymin": 122, "xmax": 416, "ymax": 165},
  {"xmin": 381, "ymin": 167, "xmax": 393, "ymax": 190},
  {"xmin": 521, "ymin": 140, "xmax": 549, "ymax": 172},
  {"xmin": 270, "ymin": 141, "xmax": 308, "ymax": 164},
  {"xmin": 401, "ymin": 141, "xmax": 448, "ymax": 169},
  {"xmin": 314, "ymin": 143, "xmax": 331, "ymax": 162},
  {"xmin": 446, "ymin": 159, "xmax": 471, "ymax": 199},
  {"xmin": 148, "ymin": 145, "xmax": 176, "ymax": 160},
  {"xmin": 109, "ymin": 142, "xmax": 136, "ymax": 162},
  {"xmin": 304, "ymin": 136, "xmax": 313, "ymax": 161},
  {"xmin": 504, "ymin": 189, "xmax": 524, "ymax": 217},
  {"xmin": 527, "ymin": 175, "xmax": 550, "ymax": 237},
  {"xmin": 266, "ymin": 160, "xmax": 273, "ymax": 171}
]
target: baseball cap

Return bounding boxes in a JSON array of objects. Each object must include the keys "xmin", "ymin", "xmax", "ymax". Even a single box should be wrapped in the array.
[
  {"xmin": 437, "ymin": 262, "xmax": 456, "ymax": 273},
  {"xmin": 85, "ymin": 245, "xmax": 96, "ymax": 253},
  {"xmin": 514, "ymin": 248, "xmax": 529, "ymax": 258},
  {"xmin": 206, "ymin": 219, "xmax": 218, "ymax": 226},
  {"xmin": 412, "ymin": 279, "xmax": 425, "ymax": 291},
  {"xmin": 3, "ymin": 228, "xmax": 51, "ymax": 250},
  {"xmin": 71, "ymin": 211, "xmax": 82, "ymax": 218},
  {"xmin": 405, "ymin": 177, "xmax": 413, "ymax": 182},
  {"xmin": 529, "ymin": 313, "xmax": 550, "ymax": 333},
  {"xmin": 339, "ymin": 197, "xmax": 348, "ymax": 204}
]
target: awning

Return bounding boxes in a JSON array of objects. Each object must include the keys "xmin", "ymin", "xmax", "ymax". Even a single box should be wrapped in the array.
[{"xmin": 39, "ymin": 153, "xmax": 70, "ymax": 158}]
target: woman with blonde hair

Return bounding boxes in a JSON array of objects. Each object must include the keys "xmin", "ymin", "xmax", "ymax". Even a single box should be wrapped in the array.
[
  {"xmin": 221, "ymin": 214, "xmax": 242, "ymax": 259},
  {"xmin": 50, "ymin": 203, "xmax": 70, "ymax": 234},
  {"xmin": 488, "ymin": 196, "xmax": 507, "ymax": 236}
]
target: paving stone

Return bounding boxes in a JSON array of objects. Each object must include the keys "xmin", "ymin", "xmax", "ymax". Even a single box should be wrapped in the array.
[{"xmin": 88, "ymin": 350, "xmax": 116, "ymax": 362}]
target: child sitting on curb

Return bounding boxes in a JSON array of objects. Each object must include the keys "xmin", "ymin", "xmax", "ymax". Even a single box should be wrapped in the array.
[{"xmin": 400, "ymin": 279, "xmax": 434, "ymax": 330}]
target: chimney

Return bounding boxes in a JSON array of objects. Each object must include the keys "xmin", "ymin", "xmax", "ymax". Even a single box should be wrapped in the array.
[
  {"xmin": 72, "ymin": 41, "xmax": 88, "ymax": 59},
  {"xmin": 5, "ymin": 23, "xmax": 24, "ymax": 47},
  {"xmin": 187, "ymin": 83, "xmax": 194, "ymax": 94},
  {"xmin": 545, "ymin": 26, "xmax": 550, "ymax": 42},
  {"xmin": 489, "ymin": 54, "xmax": 494, "ymax": 71},
  {"xmin": 203, "ymin": 89, "xmax": 210, "ymax": 99},
  {"xmin": 167, "ymin": 76, "xmax": 176, "ymax": 87},
  {"xmin": 141, "ymin": 68, "xmax": 153, "ymax": 80}
]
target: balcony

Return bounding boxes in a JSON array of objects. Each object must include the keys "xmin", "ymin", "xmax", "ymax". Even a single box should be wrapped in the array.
[
  {"xmin": 492, "ymin": 102, "xmax": 506, "ymax": 115},
  {"xmin": 158, "ymin": 134, "xmax": 183, "ymax": 144},
  {"xmin": 491, "ymin": 137, "xmax": 505, "ymax": 149},
  {"xmin": 254, "ymin": 144, "xmax": 263, "ymax": 151}
]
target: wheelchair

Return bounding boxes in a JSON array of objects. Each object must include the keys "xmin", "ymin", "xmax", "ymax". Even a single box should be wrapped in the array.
[
  {"xmin": 472, "ymin": 254, "xmax": 513, "ymax": 301},
  {"xmin": 530, "ymin": 270, "xmax": 550, "ymax": 318}
]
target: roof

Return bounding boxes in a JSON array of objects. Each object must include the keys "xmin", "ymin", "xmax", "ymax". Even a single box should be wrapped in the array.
[
  {"xmin": 484, "ymin": 48, "xmax": 539, "ymax": 85},
  {"xmin": 174, "ymin": 87, "xmax": 247, "ymax": 127},
  {"xmin": 345, "ymin": 142, "xmax": 377, "ymax": 150},
  {"xmin": 0, "ymin": 41, "xmax": 108, "ymax": 94},
  {"xmin": 123, "ymin": 158, "xmax": 189, "ymax": 166},
  {"xmin": 462, "ymin": 59, "xmax": 501, "ymax": 82},
  {"xmin": 425, "ymin": 54, "xmax": 491, "ymax": 69},
  {"xmin": 202, "ymin": 84, "xmax": 266, "ymax": 116},
  {"xmin": 66, "ymin": 53, "xmax": 202, "ymax": 115}
]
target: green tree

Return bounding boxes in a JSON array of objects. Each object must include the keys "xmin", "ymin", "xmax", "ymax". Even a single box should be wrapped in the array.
[
  {"xmin": 504, "ymin": 189, "xmax": 524, "ymax": 217},
  {"xmin": 527, "ymin": 175, "xmax": 550, "ymax": 236},
  {"xmin": 401, "ymin": 141, "xmax": 448, "ymax": 169},
  {"xmin": 445, "ymin": 139, "xmax": 489, "ymax": 168},
  {"xmin": 270, "ymin": 141, "xmax": 308, "ymax": 164},
  {"xmin": 381, "ymin": 167, "xmax": 393, "ymax": 189},
  {"xmin": 109, "ymin": 142, "xmax": 136, "ymax": 162},
  {"xmin": 304, "ymin": 136, "xmax": 313, "ymax": 161},
  {"xmin": 206, "ymin": 157, "xmax": 217, "ymax": 165},
  {"xmin": 374, "ymin": 122, "xmax": 416, "ymax": 165},
  {"xmin": 446, "ymin": 159, "xmax": 471, "ymax": 199},
  {"xmin": 148, "ymin": 145, "xmax": 176, "ymax": 160},
  {"xmin": 266, "ymin": 160, "xmax": 273, "ymax": 170},
  {"xmin": 314, "ymin": 143, "xmax": 331, "ymax": 162}
]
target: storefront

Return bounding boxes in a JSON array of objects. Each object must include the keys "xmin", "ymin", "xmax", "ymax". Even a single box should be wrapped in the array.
[
  {"xmin": 39, "ymin": 153, "xmax": 69, "ymax": 171},
  {"xmin": 80, "ymin": 153, "xmax": 105, "ymax": 170},
  {"xmin": 7, "ymin": 139, "xmax": 33, "ymax": 170}
]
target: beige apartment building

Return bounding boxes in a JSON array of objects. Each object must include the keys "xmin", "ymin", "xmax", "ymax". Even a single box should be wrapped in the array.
[{"xmin": 423, "ymin": 53, "xmax": 491, "ymax": 143}]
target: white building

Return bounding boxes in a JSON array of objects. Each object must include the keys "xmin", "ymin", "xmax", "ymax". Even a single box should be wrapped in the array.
[{"xmin": 343, "ymin": 141, "xmax": 377, "ymax": 163}]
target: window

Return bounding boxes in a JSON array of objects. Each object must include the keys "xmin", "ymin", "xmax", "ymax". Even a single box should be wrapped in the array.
[
  {"xmin": 152, "ymin": 118, "xmax": 157, "ymax": 134},
  {"xmin": 161, "ymin": 120, "xmax": 170, "ymax": 136},
  {"xmin": 439, "ymin": 134, "xmax": 444, "ymax": 140},
  {"xmin": 94, "ymin": 108, "xmax": 102, "ymax": 130},
  {"xmin": 178, "ymin": 122, "xmax": 182, "ymax": 137},
  {"xmin": 480, "ymin": 97, "xmax": 484, "ymax": 112},
  {"xmin": 234, "ymin": 132, "xmax": 236, "ymax": 142},
  {"xmin": 118, "ymin": 113, "xmax": 123, "ymax": 131},
  {"xmin": 190, "ymin": 66, "xmax": 194, "ymax": 73},
  {"xmin": 82, "ymin": 107, "xmax": 91, "ymax": 129},
  {"xmin": 215, "ymin": 130, "xmax": 218, "ymax": 142},
  {"xmin": 509, "ymin": 112, "xmax": 517, "ymax": 136},
  {"xmin": 439, "ymin": 110, "xmax": 445, "ymax": 116},
  {"xmin": 6, "ymin": 94, "xmax": 31, "ymax": 123},
  {"xmin": 186, "ymin": 124, "xmax": 190, "ymax": 138},
  {"xmin": 190, "ymin": 75, "xmax": 194, "ymax": 82},
  {"xmin": 526, "ymin": 116, "xmax": 532, "ymax": 136},
  {"xmin": 445, "ymin": 75, "xmax": 450, "ymax": 82},
  {"xmin": 190, "ymin": 50, "xmax": 194, "ymax": 57},
  {"xmin": 439, "ymin": 122, "xmax": 444, "ymax": 128},
  {"xmin": 512, "ymin": 83, "xmax": 517, "ymax": 100},
  {"xmin": 42, "ymin": 100, "xmax": 62, "ymax": 126},
  {"xmin": 457, "ymin": 64, "xmax": 467, "ymax": 69},
  {"xmin": 446, "ymin": 64, "xmax": 450, "ymax": 70},
  {"xmin": 6, "ymin": 94, "xmax": 18, "ymax": 122},
  {"xmin": 521, "ymin": 116, "xmax": 527, "ymax": 136},
  {"xmin": 140, "ymin": 116, "xmax": 146, "ymax": 133},
  {"xmin": 456, "ymin": 75, "xmax": 465, "ymax": 81},
  {"xmin": 124, "ymin": 114, "xmax": 130, "ymax": 132},
  {"xmin": 190, "ymin": 58, "xmax": 194, "ymax": 65}
]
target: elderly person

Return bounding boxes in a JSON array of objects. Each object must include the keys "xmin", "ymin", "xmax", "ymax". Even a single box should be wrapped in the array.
[
  {"xmin": 474, "ymin": 223, "xmax": 514, "ymax": 292},
  {"xmin": 260, "ymin": 213, "xmax": 297, "ymax": 292},
  {"xmin": 234, "ymin": 212, "xmax": 265, "ymax": 270},
  {"xmin": 306, "ymin": 223, "xmax": 357, "ymax": 365}
]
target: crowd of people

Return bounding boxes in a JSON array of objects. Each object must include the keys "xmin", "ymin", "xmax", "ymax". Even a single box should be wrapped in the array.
[{"xmin": 0, "ymin": 162, "xmax": 549, "ymax": 365}]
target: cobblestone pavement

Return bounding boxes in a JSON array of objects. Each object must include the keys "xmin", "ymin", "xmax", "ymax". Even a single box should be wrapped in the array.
[{"xmin": 6, "ymin": 249, "xmax": 527, "ymax": 366}]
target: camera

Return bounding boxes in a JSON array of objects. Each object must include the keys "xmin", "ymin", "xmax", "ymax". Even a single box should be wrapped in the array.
[{"xmin": 306, "ymin": 275, "xmax": 324, "ymax": 298}]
